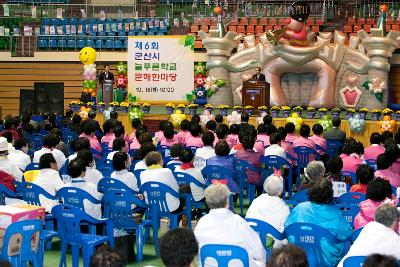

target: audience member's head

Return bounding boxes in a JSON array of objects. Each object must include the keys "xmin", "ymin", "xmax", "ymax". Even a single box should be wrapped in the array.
[
  {"xmin": 90, "ymin": 245, "xmax": 125, "ymax": 267},
  {"xmin": 269, "ymin": 132, "xmax": 281, "ymax": 145},
  {"xmin": 67, "ymin": 158, "xmax": 86, "ymax": 178},
  {"xmin": 170, "ymin": 143, "xmax": 183, "ymax": 158},
  {"xmin": 215, "ymin": 124, "xmax": 229, "ymax": 140},
  {"xmin": 304, "ymin": 161, "xmax": 325, "ymax": 183},
  {"xmin": 377, "ymin": 153, "xmax": 391, "ymax": 170},
  {"xmin": 375, "ymin": 204, "xmax": 399, "ymax": 231},
  {"xmin": 299, "ymin": 125, "xmax": 311, "ymax": 138},
  {"xmin": 77, "ymin": 149, "xmax": 94, "ymax": 167},
  {"xmin": 138, "ymin": 142, "xmax": 156, "ymax": 160},
  {"xmin": 163, "ymin": 126, "xmax": 175, "ymax": 140},
  {"xmin": 14, "ymin": 138, "xmax": 29, "ymax": 153},
  {"xmin": 277, "ymin": 127, "xmax": 288, "ymax": 141},
  {"xmin": 135, "ymin": 126, "xmax": 148, "ymax": 141},
  {"xmin": 332, "ymin": 117, "xmax": 341, "ymax": 128},
  {"xmin": 112, "ymin": 152, "xmax": 129, "ymax": 171},
  {"xmin": 39, "ymin": 153, "xmax": 57, "ymax": 170},
  {"xmin": 113, "ymin": 125, "xmax": 125, "ymax": 138},
  {"xmin": 145, "ymin": 151, "xmax": 163, "ymax": 167},
  {"xmin": 370, "ymin": 132, "xmax": 382, "ymax": 145},
  {"xmin": 65, "ymin": 109, "xmax": 73, "ymax": 118},
  {"xmin": 356, "ymin": 164, "xmax": 374, "ymax": 185},
  {"xmin": 191, "ymin": 114, "xmax": 200, "ymax": 125},
  {"xmin": 263, "ymin": 114, "xmax": 273, "ymax": 126},
  {"xmin": 72, "ymin": 114, "xmax": 82, "ymax": 126},
  {"xmin": 214, "ymin": 140, "xmax": 230, "ymax": 157},
  {"xmin": 326, "ymin": 156, "xmax": 343, "ymax": 175},
  {"xmin": 264, "ymin": 175, "xmax": 283, "ymax": 197},
  {"xmin": 43, "ymin": 134, "xmax": 59, "ymax": 149},
  {"xmin": 241, "ymin": 112, "xmax": 249, "ymax": 123},
  {"xmin": 202, "ymin": 131, "xmax": 215, "ymax": 147},
  {"xmin": 257, "ymin": 123, "xmax": 267, "ymax": 135},
  {"xmin": 102, "ymin": 120, "xmax": 115, "ymax": 134},
  {"xmin": 206, "ymin": 120, "xmax": 217, "ymax": 132},
  {"xmin": 241, "ymin": 133, "xmax": 256, "ymax": 150},
  {"xmin": 88, "ymin": 110, "xmax": 96, "ymax": 120},
  {"xmin": 180, "ymin": 119, "xmax": 190, "ymax": 131},
  {"xmin": 75, "ymin": 137, "xmax": 90, "ymax": 152},
  {"xmin": 131, "ymin": 118, "xmax": 141, "ymax": 130},
  {"xmin": 158, "ymin": 120, "xmax": 168, "ymax": 131},
  {"xmin": 229, "ymin": 124, "xmax": 240, "ymax": 135},
  {"xmin": 189, "ymin": 123, "xmax": 202, "ymax": 137},
  {"xmin": 266, "ymin": 244, "xmax": 309, "ymax": 267},
  {"xmin": 204, "ymin": 183, "xmax": 230, "ymax": 209},
  {"xmin": 215, "ymin": 114, "xmax": 223, "ymax": 124},
  {"xmin": 308, "ymin": 179, "xmax": 333, "ymax": 204},
  {"xmin": 83, "ymin": 121, "xmax": 97, "ymax": 136},
  {"xmin": 2, "ymin": 131, "xmax": 12, "ymax": 144},
  {"xmin": 366, "ymin": 178, "xmax": 392, "ymax": 202},
  {"xmin": 112, "ymin": 138, "xmax": 126, "ymax": 152},
  {"xmin": 179, "ymin": 149, "xmax": 194, "ymax": 164},
  {"xmin": 354, "ymin": 141, "xmax": 365, "ymax": 156},
  {"xmin": 110, "ymin": 111, "xmax": 118, "ymax": 120},
  {"xmin": 364, "ymin": 254, "xmax": 398, "ymax": 267},
  {"xmin": 384, "ymin": 143, "xmax": 400, "ymax": 165},
  {"xmin": 265, "ymin": 124, "xmax": 277, "ymax": 136},
  {"xmin": 381, "ymin": 131, "xmax": 394, "ymax": 143},
  {"xmin": 285, "ymin": 122, "xmax": 295, "ymax": 134},
  {"xmin": 159, "ymin": 228, "xmax": 198, "ymax": 267},
  {"xmin": 312, "ymin": 124, "xmax": 323, "ymax": 136}
]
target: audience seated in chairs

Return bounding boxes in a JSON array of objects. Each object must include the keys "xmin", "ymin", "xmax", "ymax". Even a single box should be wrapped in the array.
[
  {"xmin": 77, "ymin": 149, "xmax": 103, "ymax": 186},
  {"xmin": 80, "ymin": 122, "xmax": 102, "ymax": 153},
  {"xmin": 375, "ymin": 153, "xmax": 400, "ymax": 188},
  {"xmin": 33, "ymin": 134, "xmax": 66, "ymax": 170},
  {"xmin": 100, "ymin": 120, "xmax": 116, "ymax": 146},
  {"xmin": 338, "ymin": 204, "xmax": 400, "ymax": 267},
  {"xmin": 293, "ymin": 125, "xmax": 318, "ymax": 161},
  {"xmin": 277, "ymin": 127, "xmax": 296, "ymax": 160},
  {"xmin": 325, "ymin": 156, "xmax": 343, "ymax": 182},
  {"xmin": 354, "ymin": 178, "xmax": 397, "ymax": 230},
  {"xmin": 266, "ymin": 244, "xmax": 308, "ymax": 267},
  {"xmin": 130, "ymin": 126, "xmax": 147, "ymax": 150},
  {"xmin": 64, "ymin": 158, "xmax": 102, "ymax": 219},
  {"xmin": 66, "ymin": 137, "xmax": 90, "ymax": 163},
  {"xmin": 194, "ymin": 183, "xmax": 266, "ymax": 267},
  {"xmin": 111, "ymin": 124, "xmax": 129, "ymax": 152},
  {"xmin": 309, "ymin": 123, "xmax": 327, "ymax": 157},
  {"xmin": 350, "ymin": 164, "xmax": 374, "ymax": 194},
  {"xmin": 69, "ymin": 114, "xmax": 82, "ymax": 135},
  {"xmin": 205, "ymin": 120, "xmax": 217, "ymax": 140},
  {"xmin": 194, "ymin": 132, "xmax": 216, "ymax": 169},
  {"xmin": 298, "ymin": 161, "xmax": 325, "ymax": 190},
  {"xmin": 160, "ymin": 125, "xmax": 180, "ymax": 147},
  {"xmin": 51, "ymin": 128, "xmax": 70, "ymax": 158},
  {"xmin": 6, "ymin": 137, "xmax": 31, "ymax": 171},
  {"xmin": 384, "ymin": 140, "xmax": 400, "ymax": 174},
  {"xmin": 154, "ymin": 120, "xmax": 169, "ymax": 143},
  {"xmin": 341, "ymin": 140, "xmax": 364, "ymax": 173},
  {"xmin": 214, "ymin": 124, "xmax": 229, "ymax": 145},
  {"xmin": 264, "ymin": 132, "xmax": 286, "ymax": 159},
  {"xmin": 176, "ymin": 119, "xmax": 191, "ymax": 145},
  {"xmin": 128, "ymin": 118, "xmax": 143, "ymax": 143},
  {"xmin": 285, "ymin": 179, "xmax": 352, "ymax": 266},
  {"xmin": 246, "ymin": 175, "xmax": 290, "ymax": 248},
  {"xmin": 133, "ymin": 142, "xmax": 157, "ymax": 171},
  {"xmin": 111, "ymin": 151, "xmax": 138, "ymax": 191},
  {"xmin": 32, "ymin": 153, "xmax": 64, "ymax": 212},
  {"xmin": 165, "ymin": 143, "xmax": 183, "ymax": 167},
  {"xmin": 159, "ymin": 228, "xmax": 198, "ymax": 267},
  {"xmin": 226, "ymin": 124, "xmax": 240, "ymax": 148},
  {"xmin": 186, "ymin": 123, "xmax": 204, "ymax": 148},
  {"xmin": 284, "ymin": 122, "xmax": 297, "ymax": 143},
  {"xmin": 363, "ymin": 132, "xmax": 385, "ymax": 161},
  {"xmin": 107, "ymin": 138, "xmax": 130, "ymax": 163},
  {"xmin": 324, "ymin": 117, "xmax": 346, "ymax": 142},
  {"xmin": 256, "ymin": 123, "xmax": 269, "ymax": 147}
]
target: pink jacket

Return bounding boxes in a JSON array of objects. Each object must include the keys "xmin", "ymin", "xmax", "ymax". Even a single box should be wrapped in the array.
[
  {"xmin": 226, "ymin": 134, "xmax": 239, "ymax": 148},
  {"xmin": 375, "ymin": 169, "xmax": 400, "ymax": 188},
  {"xmin": 354, "ymin": 198, "xmax": 398, "ymax": 230},
  {"xmin": 342, "ymin": 154, "xmax": 363, "ymax": 173},
  {"xmin": 308, "ymin": 135, "xmax": 327, "ymax": 155},
  {"xmin": 160, "ymin": 136, "xmax": 180, "ymax": 147},
  {"xmin": 256, "ymin": 134, "xmax": 270, "ymax": 147},
  {"xmin": 363, "ymin": 145, "xmax": 385, "ymax": 161},
  {"xmin": 176, "ymin": 131, "xmax": 191, "ymax": 144}
]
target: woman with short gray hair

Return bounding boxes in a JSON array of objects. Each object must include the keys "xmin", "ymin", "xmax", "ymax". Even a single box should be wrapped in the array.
[
  {"xmin": 246, "ymin": 175, "xmax": 290, "ymax": 248},
  {"xmin": 195, "ymin": 183, "xmax": 266, "ymax": 266},
  {"xmin": 299, "ymin": 160, "xmax": 326, "ymax": 190}
]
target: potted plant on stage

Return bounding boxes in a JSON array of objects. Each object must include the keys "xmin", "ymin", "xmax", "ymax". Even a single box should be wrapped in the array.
[
  {"xmin": 165, "ymin": 103, "xmax": 175, "ymax": 115},
  {"xmin": 331, "ymin": 108, "xmax": 341, "ymax": 119},
  {"xmin": 258, "ymin": 106, "xmax": 269, "ymax": 114},
  {"xmin": 359, "ymin": 108, "xmax": 368, "ymax": 120},
  {"xmin": 109, "ymin": 101, "xmax": 120, "ymax": 111},
  {"xmin": 219, "ymin": 105, "xmax": 230, "ymax": 116},
  {"xmin": 346, "ymin": 108, "xmax": 355, "ymax": 120},
  {"xmin": 120, "ymin": 102, "xmax": 129, "ymax": 113},
  {"xmin": 142, "ymin": 103, "xmax": 152, "ymax": 114},
  {"xmin": 307, "ymin": 107, "xmax": 316, "ymax": 119},
  {"xmin": 382, "ymin": 108, "xmax": 394, "ymax": 119},
  {"xmin": 176, "ymin": 104, "xmax": 186, "ymax": 114},
  {"xmin": 270, "ymin": 106, "xmax": 280, "ymax": 118},
  {"xmin": 371, "ymin": 109, "xmax": 382, "ymax": 121},
  {"xmin": 293, "ymin": 106, "xmax": 303, "ymax": 117},
  {"xmin": 233, "ymin": 105, "xmax": 242, "ymax": 113},
  {"xmin": 188, "ymin": 104, "xmax": 199, "ymax": 115},
  {"xmin": 317, "ymin": 108, "xmax": 328, "ymax": 118},
  {"xmin": 243, "ymin": 105, "xmax": 254, "ymax": 116},
  {"xmin": 97, "ymin": 102, "xmax": 106, "ymax": 112},
  {"xmin": 69, "ymin": 101, "xmax": 82, "ymax": 112},
  {"xmin": 396, "ymin": 111, "xmax": 400, "ymax": 121},
  {"xmin": 281, "ymin": 106, "xmax": 291, "ymax": 118},
  {"xmin": 204, "ymin": 104, "xmax": 214, "ymax": 113}
]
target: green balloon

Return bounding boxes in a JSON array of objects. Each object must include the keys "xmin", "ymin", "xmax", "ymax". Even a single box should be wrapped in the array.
[
  {"xmin": 129, "ymin": 107, "xmax": 144, "ymax": 120},
  {"xmin": 83, "ymin": 80, "xmax": 90, "ymax": 88},
  {"xmin": 116, "ymin": 62, "xmax": 127, "ymax": 75}
]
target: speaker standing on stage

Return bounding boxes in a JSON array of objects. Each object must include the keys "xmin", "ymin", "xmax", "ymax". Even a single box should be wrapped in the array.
[
  {"xmin": 99, "ymin": 64, "xmax": 115, "ymax": 105},
  {"xmin": 252, "ymin": 67, "xmax": 266, "ymax": 82}
]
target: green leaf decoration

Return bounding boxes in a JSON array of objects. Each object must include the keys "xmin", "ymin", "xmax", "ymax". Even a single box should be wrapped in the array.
[
  {"xmin": 206, "ymin": 90, "xmax": 213, "ymax": 97},
  {"xmin": 362, "ymin": 81, "xmax": 371, "ymax": 90},
  {"xmin": 184, "ymin": 35, "xmax": 195, "ymax": 50},
  {"xmin": 186, "ymin": 93, "xmax": 194, "ymax": 101},
  {"xmin": 128, "ymin": 93, "xmax": 137, "ymax": 102},
  {"xmin": 375, "ymin": 92, "xmax": 384, "ymax": 101},
  {"xmin": 215, "ymin": 79, "xmax": 226, "ymax": 87}
]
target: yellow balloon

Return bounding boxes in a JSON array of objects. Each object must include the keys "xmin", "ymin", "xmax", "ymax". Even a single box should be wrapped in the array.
[{"xmin": 79, "ymin": 47, "xmax": 97, "ymax": 65}]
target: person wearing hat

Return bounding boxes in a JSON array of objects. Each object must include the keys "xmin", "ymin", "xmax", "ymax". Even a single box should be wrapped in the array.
[{"xmin": 0, "ymin": 137, "xmax": 23, "ymax": 186}]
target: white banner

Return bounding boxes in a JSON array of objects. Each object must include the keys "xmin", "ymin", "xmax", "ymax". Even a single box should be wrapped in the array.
[{"xmin": 128, "ymin": 36, "xmax": 194, "ymax": 103}]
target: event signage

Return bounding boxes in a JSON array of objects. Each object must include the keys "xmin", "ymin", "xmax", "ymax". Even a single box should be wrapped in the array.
[{"xmin": 128, "ymin": 36, "xmax": 194, "ymax": 103}]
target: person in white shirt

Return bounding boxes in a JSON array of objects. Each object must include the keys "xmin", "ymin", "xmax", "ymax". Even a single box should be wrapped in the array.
[
  {"xmin": 195, "ymin": 183, "xmax": 266, "ymax": 267},
  {"xmin": 140, "ymin": 151, "xmax": 181, "ymax": 212},
  {"xmin": 33, "ymin": 134, "xmax": 66, "ymax": 170},
  {"xmin": 338, "ymin": 204, "xmax": 400, "ymax": 267},
  {"xmin": 165, "ymin": 143, "xmax": 183, "ymax": 168},
  {"xmin": 264, "ymin": 133, "xmax": 286, "ymax": 159},
  {"xmin": 175, "ymin": 149, "xmax": 206, "ymax": 202},
  {"xmin": 64, "ymin": 158, "xmax": 102, "ymax": 219},
  {"xmin": 2, "ymin": 131, "xmax": 15, "ymax": 153},
  {"xmin": 65, "ymin": 137, "xmax": 91, "ymax": 165},
  {"xmin": 110, "ymin": 151, "xmax": 139, "ymax": 192},
  {"xmin": 77, "ymin": 149, "xmax": 102, "ymax": 186},
  {"xmin": 246, "ymin": 175, "xmax": 290, "ymax": 248},
  {"xmin": 0, "ymin": 137, "xmax": 23, "ymax": 182},
  {"xmin": 194, "ymin": 132, "xmax": 216, "ymax": 169},
  {"xmin": 133, "ymin": 142, "xmax": 157, "ymax": 171},
  {"xmin": 7, "ymin": 138, "xmax": 31, "ymax": 171},
  {"xmin": 107, "ymin": 138, "xmax": 131, "ymax": 168},
  {"xmin": 32, "ymin": 153, "xmax": 64, "ymax": 212}
]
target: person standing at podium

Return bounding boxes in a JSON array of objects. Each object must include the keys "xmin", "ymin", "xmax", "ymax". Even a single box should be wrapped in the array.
[
  {"xmin": 99, "ymin": 64, "xmax": 115, "ymax": 105},
  {"xmin": 252, "ymin": 67, "xmax": 265, "ymax": 82}
]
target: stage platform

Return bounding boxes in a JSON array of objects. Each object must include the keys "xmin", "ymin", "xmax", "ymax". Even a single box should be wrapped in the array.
[{"xmin": 94, "ymin": 107, "xmax": 400, "ymax": 147}]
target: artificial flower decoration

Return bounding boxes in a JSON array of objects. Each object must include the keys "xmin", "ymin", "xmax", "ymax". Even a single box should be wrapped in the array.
[
  {"xmin": 359, "ymin": 108, "xmax": 368, "ymax": 113},
  {"xmin": 194, "ymin": 62, "xmax": 207, "ymax": 76},
  {"xmin": 115, "ymin": 61, "xmax": 127, "ymax": 75},
  {"xmin": 379, "ymin": 115, "xmax": 397, "ymax": 134},
  {"xmin": 382, "ymin": 108, "xmax": 393, "ymax": 116},
  {"xmin": 200, "ymin": 109, "xmax": 215, "ymax": 126},
  {"xmin": 194, "ymin": 74, "xmax": 206, "ymax": 87},
  {"xmin": 128, "ymin": 107, "xmax": 144, "ymax": 121},
  {"xmin": 348, "ymin": 114, "xmax": 366, "ymax": 134},
  {"xmin": 307, "ymin": 107, "xmax": 316, "ymax": 112},
  {"xmin": 170, "ymin": 110, "xmax": 187, "ymax": 127},
  {"xmin": 285, "ymin": 113, "xmax": 304, "ymax": 131},
  {"xmin": 362, "ymin": 77, "xmax": 385, "ymax": 101},
  {"xmin": 318, "ymin": 115, "xmax": 332, "ymax": 131},
  {"xmin": 270, "ymin": 106, "xmax": 281, "ymax": 111},
  {"xmin": 227, "ymin": 111, "xmax": 241, "ymax": 126},
  {"xmin": 116, "ymin": 74, "xmax": 128, "ymax": 88},
  {"xmin": 256, "ymin": 111, "xmax": 268, "ymax": 125}
]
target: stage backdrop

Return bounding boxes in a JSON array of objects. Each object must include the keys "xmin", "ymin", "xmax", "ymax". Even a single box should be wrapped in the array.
[{"xmin": 128, "ymin": 36, "xmax": 194, "ymax": 103}]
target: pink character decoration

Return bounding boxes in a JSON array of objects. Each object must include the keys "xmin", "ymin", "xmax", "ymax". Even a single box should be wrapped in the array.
[{"xmin": 116, "ymin": 74, "xmax": 127, "ymax": 88}]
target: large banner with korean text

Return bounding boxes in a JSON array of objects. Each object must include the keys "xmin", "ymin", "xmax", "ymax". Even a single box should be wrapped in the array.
[{"xmin": 128, "ymin": 36, "xmax": 194, "ymax": 103}]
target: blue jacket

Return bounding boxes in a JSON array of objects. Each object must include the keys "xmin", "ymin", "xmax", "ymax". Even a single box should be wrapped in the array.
[{"xmin": 284, "ymin": 201, "xmax": 352, "ymax": 267}]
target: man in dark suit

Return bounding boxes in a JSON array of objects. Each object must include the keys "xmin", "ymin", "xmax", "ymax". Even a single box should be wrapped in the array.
[
  {"xmin": 252, "ymin": 67, "xmax": 266, "ymax": 82},
  {"xmin": 324, "ymin": 117, "xmax": 346, "ymax": 141},
  {"xmin": 99, "ymin": 64, "xmax": 115, "ymax": 105},
  {"xmin": 99, "ymin": 64, "xmax": 114, "ymax": 85}
]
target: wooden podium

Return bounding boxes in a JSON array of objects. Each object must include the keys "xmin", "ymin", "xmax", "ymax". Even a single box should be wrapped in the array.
[{"xmin": 242, "ymin": 80, "xmax": 270, "ymax": 110}]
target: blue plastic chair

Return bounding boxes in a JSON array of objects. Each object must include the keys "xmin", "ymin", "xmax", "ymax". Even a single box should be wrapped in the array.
[
  {"xmin": 202, "ymin": 165, "xmax": 234, "ymax": 185},
  {"xmin": 261, "ymin": 155, "xmax": 293, "ymax": 197},
  {"xmin": 284, "ymin": 222, "xmax": 342, "ymax": 267},
  {"xmin": 246, "ymin": 218, "xmax": 284, "ymax": 255},
  {"xmin": 338, "ymin": 192, "xmax": 366, "ymax": 206},
  {"xmin": 343, "ymin": 256, "xmax": 366, "ymax": 267},
  {"xmin": 365, "ymin": 159, "xmax": 377, "ymax": 171},
  {"xmin": 340, "ymin": 171, "xmax": 357, "ymax": 184},
  {"xmin": 351, "ymin": 227, "xmax": 363, "ymax": 244},
  {"xmin": 56, "ymin": 186, "xmax": 101, "ymax": 213},
  {"xmin": 0, "ymin": 184, "xmax": 19, "ymax": 205},
  {"xmin": 186, "ymin": 146, "xmax": 199, "ymax": 155},
  {"xmin": 333, "ymin": 204, "xmax": 360, "ymax": 228},
  {"xmin": 38, "ymin": 229, "xmax": 59, "ymax": 267},
  {"xmin": 290, "ymin": 189, "xmax": 309, "ymax": 203},
  {"xmin": 96, "ymin": 159, "xmax": 114, "ymax": 176},
  {"xmin": 200, "ymin": 244, "xmax": 249, "ymax": 267},
  {"xmin": 0, "ymin": 219, "xmax": 43, "ymax": 267},
  {"xmin": 234, "ymin": 158, "xmax": 260, "ymax": 213},
  {"xmin": 97, "ymin": 177, "xmax": 138, "ymax": 193},
  {"xmin": 166, "ymin": 161, "xmax": 181, "ymax": 172},
  {"xmin": 141, "ymin": 182, "xmax": 190, "ymax": 254},
  {"xmin": 157, "ymin": 145, "xmax": 171, "ymax": 158},
  {"xmin": 28, "ymin": 134, "xmax": 44, "ymax": 152},
  {"xmin": 52, "ymin": 204, "xmax": 114, "ymax": 267},
  {"xmin": 326, "ymin": 140, "xmax": 344, "ymax": 157},
  {"xmin": 103, "ymin": 189, "xmax": 153, "ymax": 260},
  {"xmin": 294, "ymin": 146, "xmax": 319, "ymax": 187}
]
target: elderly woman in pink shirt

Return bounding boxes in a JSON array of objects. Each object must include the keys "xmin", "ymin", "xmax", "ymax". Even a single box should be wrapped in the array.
[
  {"xmin": 342, "ymin": 141, "xmax": 364, "ymax": 173},
  {"xmin": 160, "ymin": 126, "xmax": 180, "ymax": 147},
  {"xmin": 128, "ymin": 118, "xmax": 142, "ymax": 143},
  {"xmin": 79, "ymin": 121, "xmax": 101, "ymax": 153},
  {"xmin": 293, "ymin": 125, "xmax": 317, "ymax": 161},
  {"xmin": 285, "ymin": 122, "xmax": 297, "ymax": 143},
  {"xmin": 363, "ymin": 132, "xmax": 385, "ymax": 161},
  {"xmin": 186, "ymin": 124, "xmax": 204, "ymax": 148},
  {"xmin": 226, "ymin": 124, "xmax": 240, "ymax": 148},
  {"xmin": 176, "ymin": 119, "xmax": 191, "ymax": 144},
  {"xmin": 100, "ymin": 120, "xmax": 115, "ymax": 146},
  {"xmin": 375, "ymin": 153, "xmax": 400, "ymax": 188},
  {"xmin": 308, "ymin": 124, "xmax": 327, "ymax": 155}
]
